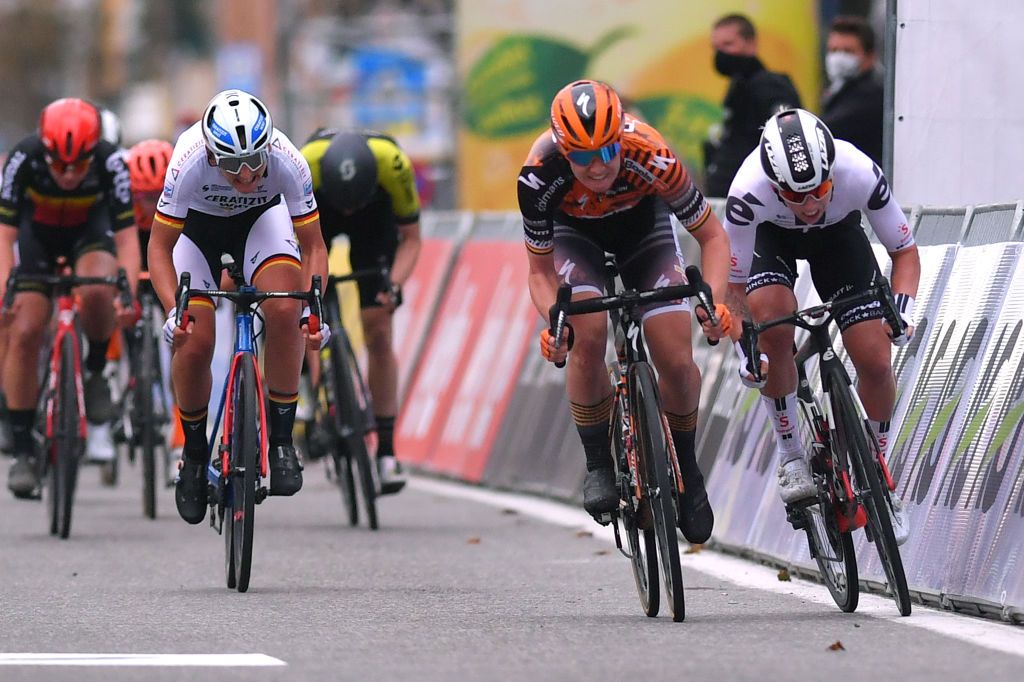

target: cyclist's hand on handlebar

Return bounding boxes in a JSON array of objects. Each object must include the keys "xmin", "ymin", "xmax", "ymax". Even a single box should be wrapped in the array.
[
  {"xmin": 539, "ymin": 324, "xmax": 573, "ymax": 365},
  {"xmin": 885, "ymin": 292, "xmax": 915, "ymax": 347},
  {"xmin": 300, "ymin": 306, "xmax": 331, "ymax": 351},
  {"xmin": 734, "ymin": 340, "xmax": 768, "ymax": 389},
  {"xmin": 697, "ymin": 303, "xmax": 732, "ymax": 342},
  {"xmin": 886, "ymin": 321, "xmax": 914, "ymax": 347},
  {"xmin": 163, "ymin": 307, "xmax": 193, "ymax": 349}
]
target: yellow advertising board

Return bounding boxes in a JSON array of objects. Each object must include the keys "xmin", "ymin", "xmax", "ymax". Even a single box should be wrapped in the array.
[{"xmin": 456, "ymin": 0, "xmax": 820, "ymax": 209}]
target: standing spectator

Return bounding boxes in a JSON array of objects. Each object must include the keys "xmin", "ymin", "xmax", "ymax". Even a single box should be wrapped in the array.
[
  {"xmin": 822, "ymin": 15, "xmax": 884, "ymax": 167},
  {"xmin": 704, "ymin": 13, "xmax": 802, "ymax": 198}
]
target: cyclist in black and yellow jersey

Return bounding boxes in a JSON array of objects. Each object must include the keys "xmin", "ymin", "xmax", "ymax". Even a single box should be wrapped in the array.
[{"xmin": 300, "ymin": 129, "xmax": 422, "ymax": 494}]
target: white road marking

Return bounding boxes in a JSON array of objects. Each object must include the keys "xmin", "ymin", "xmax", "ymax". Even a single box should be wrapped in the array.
[
  {"xmin": 0, "ymin": 653, "xmax": 286, "ymax": 667},
  {"xmin": 411, "ymin": 476, "xmax": 1024, "ymax": 658}
]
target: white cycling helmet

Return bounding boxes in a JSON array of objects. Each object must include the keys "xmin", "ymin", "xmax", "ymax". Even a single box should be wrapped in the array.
[
  {"xmin": 201, "ymin": 89, "xmax": 272, "ymax": 173},
  {"xmin": 759, "ymin": 108, "xmax": 836, "ymax": 193}
]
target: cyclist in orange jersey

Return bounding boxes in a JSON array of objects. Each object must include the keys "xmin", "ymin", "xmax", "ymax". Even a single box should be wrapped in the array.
[{"xmin": 520, "ymin": 80, "xmax": 732, "ymax": 542}]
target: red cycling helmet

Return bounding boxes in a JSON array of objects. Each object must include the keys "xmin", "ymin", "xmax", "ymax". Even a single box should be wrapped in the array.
[
  {"xmin": 127, "ymin": 139, "xmax": 173, "ymax": 193},
  {"xmin": 38, "ymin": 98, "xmax": 101, "ymax": 164}
]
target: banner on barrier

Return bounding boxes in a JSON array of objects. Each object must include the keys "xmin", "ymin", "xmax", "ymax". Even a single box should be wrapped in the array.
[{"xmin": 397, "ymin": 241, "xmax": 535, "ymax": 481}]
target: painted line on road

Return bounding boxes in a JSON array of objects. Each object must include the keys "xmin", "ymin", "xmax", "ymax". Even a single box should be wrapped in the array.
[
  {"xmin": 410, "ymin": 476, "xmax": 1024, "ymax": 658},
  {"xmin": 0, "ymin": 653, "xmax": 286, "ymax": 667}
]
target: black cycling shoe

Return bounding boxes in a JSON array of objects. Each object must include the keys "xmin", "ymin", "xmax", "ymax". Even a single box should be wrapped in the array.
[
  {"xmin": 8, "ymin": 453, "xmax": 41, "ymax": 500},
  {"xmin": 175, "ymin": 458, "xmax": 208, "ymax": 524},
  {"xmin": 677, "ymin": 478, "xmax": 714, "ymax": 544},
  {"xmin": 583, "ymin": 467, "xmax": 619, "ymax": 516},
  {"xmin": 84, "ymin": 370, "xmax": 116, "ymax": 424},
  {"xmin": 269, "ymin": 444, "xmax": 303, "ymax": 496}
]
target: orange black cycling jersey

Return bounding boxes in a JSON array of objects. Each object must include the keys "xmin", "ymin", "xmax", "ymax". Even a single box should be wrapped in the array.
[
  {"xmin": 518, "ymin": 114, "xmax": 711, "ymax": 255},
  {"xmin": 0, "ymin": 136, "xmax": 133, "ymax": 231}
]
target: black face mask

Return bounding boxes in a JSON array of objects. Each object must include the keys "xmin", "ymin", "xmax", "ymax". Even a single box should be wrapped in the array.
[{"xmin": 714, "ymin": 50, "xmax": 758, "ymax": 77}]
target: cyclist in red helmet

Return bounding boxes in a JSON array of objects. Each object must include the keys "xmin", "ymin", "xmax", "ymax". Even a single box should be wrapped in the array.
[
  {"xmin": 126, "ymin": 139, "xmax": 173, "ymax": 269},
  {"xmin": 0, "ymin": 97, "xmax": 140, "ymax": 499}
]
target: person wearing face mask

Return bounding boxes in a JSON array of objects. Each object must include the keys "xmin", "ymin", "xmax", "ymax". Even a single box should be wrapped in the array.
[
  {"xmin": 822, "ymin": 15, "xmax": 884, "ymax": 167},
  {"xmin": 704, "ymin": 13, "xmax": 801, "ymax": 198}
]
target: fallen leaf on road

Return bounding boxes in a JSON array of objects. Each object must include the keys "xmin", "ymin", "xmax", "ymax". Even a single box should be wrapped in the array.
[
  {"xmin": 467, "ymin": 537, "xmax": 481, "ymax": 545},
  {"xmin": 828, "ymin": 641, "xmax": 845, "ymax": 651},
  {"xmin": 777, "ymin": 568, "xmax": 791, "ymax": 581},
  {"xmin": 684, "ymin": 544, "xmax": 704, "ymax": 554},
  {"xmin": 594, "ymin": 549, "xmax": 611, "ymax": 556},
  {"xmin": 501, "ymin": 508, "xmax": 518, "ymax": 515},
  {"xmin": 575, "ymin": 530, "xmax": 593, "ymax": 538}
]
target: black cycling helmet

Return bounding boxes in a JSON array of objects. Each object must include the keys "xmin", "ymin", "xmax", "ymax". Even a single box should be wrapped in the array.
[{"xmin": 320, "ymin": 132, "xmax": 379, "ymax": 213}]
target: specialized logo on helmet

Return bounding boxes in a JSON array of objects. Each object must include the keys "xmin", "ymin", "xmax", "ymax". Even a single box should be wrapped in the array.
[{"xmin": 576, "ymin": 92, "xmax": 592, "ymax": 117}]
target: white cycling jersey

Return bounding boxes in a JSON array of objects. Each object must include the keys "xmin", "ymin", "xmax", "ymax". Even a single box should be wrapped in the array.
[
  {"xmin": 158, "ymin": 122, "xmax": 317, "ymax": 221},
  {"xmin": 725, "ymin": 139, "xmax": 914, "ymax": 283}
]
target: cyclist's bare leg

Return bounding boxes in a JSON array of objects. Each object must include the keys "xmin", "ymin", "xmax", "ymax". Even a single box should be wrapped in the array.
[
  {"xmin": 253, "ymin": 262, "xmax": 303, "ymax": 453},
  {"xmin": 360, "ymin": 306, "xmax": 396, "ymax": 415},
  {"xmin": 170, "ymin": 303, "xmax": 215, "ymax": 412},
  {"xmin": 643, "ymin": 309, "xmax": 699, "ymax": 414},
  {"xmin": 3, "ymin": 291, "xmax": 50, "ymax": 411},
  {"xmin": 564, "ymin": 293, "xmax": 613, "ymax": 405},
  {"xmin": 840, "ymin": 319, "xmax": 895, "ymax": 422},
  {"xmin": 74, "ymin": 250, "xmax": 118, "ymax": 345},
  {"xmin": 746, "ymin": 284, "xmax": 800, "ymax": 398}
]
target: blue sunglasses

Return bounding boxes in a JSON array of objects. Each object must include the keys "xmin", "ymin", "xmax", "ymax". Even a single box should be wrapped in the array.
[{"xmin": 567, "ymin": 142, "xmax": 621, "ymax": 166}]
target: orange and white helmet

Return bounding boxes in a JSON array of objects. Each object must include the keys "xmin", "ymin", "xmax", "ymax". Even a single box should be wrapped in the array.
[{"xmin": 550, "ymin": 80, "xmax": 624, "ymax": 164}]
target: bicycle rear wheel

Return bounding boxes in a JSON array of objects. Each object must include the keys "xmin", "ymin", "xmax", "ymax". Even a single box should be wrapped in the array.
[
  {"xmin": 829, "ymin": 379, "xmax": 910, "ymax": 616},
  {"xmin": 225, "ymin": 355, "xmax": 259, "ymax": 593},
  {"xmin": 50, "ymin": 336, "xmax": 81, "ymax": 540},
  {"xmin": 631, "ymin": 363, "xmax": 684, "ymax": 622},
  {"xmin": 614, "ymin": 395, "xmax": 659, "ymax": 617},
  {"xmin": 330, "ymin": 329, "xmax": 377, "ymax": 530},
  {"xmin": 797, "ymin": 394, "xmax": 859, "ymax": 612}
]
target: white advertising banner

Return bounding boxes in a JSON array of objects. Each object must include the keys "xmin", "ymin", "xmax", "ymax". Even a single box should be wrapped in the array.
[{"xmin": 894, "ymin": 1, "xmax": 1024, "ymax": 205}]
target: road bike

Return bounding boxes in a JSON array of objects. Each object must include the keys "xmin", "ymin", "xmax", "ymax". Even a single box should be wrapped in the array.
[
  {"xmin": 174, "ymin": 265, "xmax": 323, "ymax": 592},
  {"xmin": 3, "ymin": 261, "xmax": 131, "ymax": 539},
  {"xmin": 305, "ymin": 263, "xmax": 392, "ymax": 530},
  {"xmin": 739, "ymin": 278, "xmax": 912, "ymax": 616},
  {"xmin": 549, "ymin": 262, "xmax": 718, "ymax": 622}
]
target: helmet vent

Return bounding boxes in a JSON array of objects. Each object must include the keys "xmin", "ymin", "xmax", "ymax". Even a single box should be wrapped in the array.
[{"xmin": 235, "ymin": 125, "xmax": 248, "ymax": 151}]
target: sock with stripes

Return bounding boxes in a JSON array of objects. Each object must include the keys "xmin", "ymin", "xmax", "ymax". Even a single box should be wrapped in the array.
[
  {"xmin": 761, "ymin": 392, "xmax": 802, "ymax": 464},
  {"xmin": 571, "ymin": 393, "xmax": 615, "ymax": 472},
  {"xmin": 179, "ymin": 406, "xmax": 209, "ymax": 462},
  {"xmin": 868, "ymin": 419, "xmax": 891, "ymax": 457}
]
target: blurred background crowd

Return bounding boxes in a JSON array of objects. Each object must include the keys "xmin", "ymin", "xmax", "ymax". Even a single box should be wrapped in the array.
[{"xmin": 0, "ymin": 0, "xmax": 884, "ymax": 209}]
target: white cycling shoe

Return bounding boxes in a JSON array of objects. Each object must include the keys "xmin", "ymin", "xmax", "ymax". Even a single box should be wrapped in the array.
[
  {"xmin": 888, "ymin": 491, "xmax": 910, "ymax": 546},
  {"xmin": 777, "ymin": 457, "xmax": 817, "ymax": 504}
]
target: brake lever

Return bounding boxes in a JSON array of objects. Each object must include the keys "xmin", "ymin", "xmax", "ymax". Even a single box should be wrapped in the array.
[
  {"xmin": 548, "ymin": 285, "xmax": 572, "ymax": 369},
  {"xmin": 684, "ymin": 265, "xmax": 719, "ymax": 346}
]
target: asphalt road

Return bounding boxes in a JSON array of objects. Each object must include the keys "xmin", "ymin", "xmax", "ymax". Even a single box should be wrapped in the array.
[{"xmin": 1, "ymin": 457, "xmax": 1022, "ymax": 681}]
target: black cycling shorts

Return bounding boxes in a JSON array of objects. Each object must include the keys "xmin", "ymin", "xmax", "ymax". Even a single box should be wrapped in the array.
[
  {"xmin": 321, "ymin": 199, "xmax": 398, "ymax": 309},
  {"xmin": 746, "ymin": 211, "xmax": 884, "ymax": 330},
  {"xmin": 15, "ymin": 204, "xmax": 116, "ymax": 294}
]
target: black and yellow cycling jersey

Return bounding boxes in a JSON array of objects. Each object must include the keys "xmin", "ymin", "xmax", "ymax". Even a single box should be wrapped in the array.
[{"xmin": 300, "ymin": 128, "xmax": 420, "ymax": 238}]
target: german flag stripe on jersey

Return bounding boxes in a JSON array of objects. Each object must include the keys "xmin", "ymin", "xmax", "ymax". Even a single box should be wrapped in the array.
[
  {"xmin": 154, "ymin": 210, "xmax": 185, "ymax": 230},
  {"xmin": 291, "ymin": 209, "xmax": 319, "ymax": 229},
  {"xmin": 252, "ymin": 254, "xmax": 301, "ymax": 282},
  {"xmin": 187, "ymin": 296, "xmax": 215, "ymax": 310}
]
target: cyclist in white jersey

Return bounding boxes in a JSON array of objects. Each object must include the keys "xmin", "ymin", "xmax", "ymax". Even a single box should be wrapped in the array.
[
  {"xmin": 147, "ymin": 90, "xmax": 329, "ymax": 525},
  {"xmin": 724, "ymin": 108, "xmax": 919, "ymax": 544}
]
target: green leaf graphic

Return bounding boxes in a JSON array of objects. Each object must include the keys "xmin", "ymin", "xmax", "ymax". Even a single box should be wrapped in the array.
[
  {"xmin": 632, "ymin": 94, "xmax": 722, "ymax": 171},
  {"xmin": 949, "ymin": 400, "xmax": 990, "ymax": 467},
  {"xmin": 983, "ymin": 399, "xmax": 1024, "ymax": 468},
  {"xmin": 463, "ymin": 27, "xmax": 634, "ymax": 138}
]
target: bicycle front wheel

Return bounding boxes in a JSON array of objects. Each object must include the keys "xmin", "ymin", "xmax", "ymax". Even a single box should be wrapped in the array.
[
  {"xmin": 797, "ymin": 393, "xmax": 859, "ymax": 612},
  {"xmin": 226, "ymin": 355, "xmax": 259, "ymax": 593},
  {"xmin": 614, "ymin": 394, "xmax": 659, "ymax": 617},
  {"xmin": 329, "ymin": 329, "xmax": 377, "ymax": 530},
  {"xmin": 631, "ymin": 363, "xmax": 684, "ymax": 622},
  {"xmin": 50, "ymin": 336, "xmax": 82, "ymax": 540},
  {"xmin": 829, "ymin": 379, "xmax": 910, "ymax": 616}
]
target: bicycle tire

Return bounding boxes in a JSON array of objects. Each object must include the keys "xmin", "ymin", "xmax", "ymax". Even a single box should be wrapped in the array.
[
  {"xmin": 334, "ymin": 449, "xmax": 359, "ymax": 527},
  {"xmin": 631, "ymin": 362, "xmax": 684, "ymax": 622},
  {"xmin": 615, "ymin": 395, "xmax": 659, "ymax": 617},
  {"xmin": 828, "ymin": 378, "xmax": 911, "ymax": 616},
  {"xmin": 330, "ymin": 329, "xmax": 378, "ymax": 530},
  {"xmin": 227, "ymin": 355, "xmax": 259, "ymax": 593},
  {"xmin": 320, "ymin": 342, "xmax": 359, "ymax": 526},
  {"xmin": 796, "ymin": 393, "xmax": 859, "ymax": 612},
  {"xmin": 50, "ymin": 335, "xmax": 81, "ymax": 540},
  {"xmin": 139, "ymin": 322, "xmax": 158, "ymax": 519}
]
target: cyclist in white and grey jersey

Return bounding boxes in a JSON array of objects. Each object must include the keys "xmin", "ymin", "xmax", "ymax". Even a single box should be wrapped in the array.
[{"xmin": 723, "ymin": 108, "xmax": 919, "ymax": 544}]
